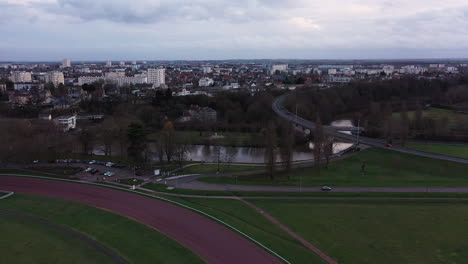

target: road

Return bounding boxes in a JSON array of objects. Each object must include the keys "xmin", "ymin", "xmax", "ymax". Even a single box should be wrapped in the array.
[
  {"xmin": 273, "ymin": 95, "xmax": 468, "ymax": 164},
  {"xmin": 0, "ymin": 177, "xmax": 282, "ymax": 264}
]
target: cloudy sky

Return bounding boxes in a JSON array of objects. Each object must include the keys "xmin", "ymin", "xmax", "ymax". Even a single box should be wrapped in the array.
[{"xmin": 1, "ymin": 0, "xmax": 468, "ymax": 61}]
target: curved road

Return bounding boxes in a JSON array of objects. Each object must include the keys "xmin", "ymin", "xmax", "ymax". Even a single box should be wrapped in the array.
[
  {"xmin": 273, "ymin": 95, "xmax": 468, "ymax": 164},
  {"xmin": 0, "ymin": 177, "xmax": 281, "ymax": 264}
]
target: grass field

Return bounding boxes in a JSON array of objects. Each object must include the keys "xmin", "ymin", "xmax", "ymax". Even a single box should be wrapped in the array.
[
  {"xmin": 251, "ymin": 199, "xmax": 468, "ymax": 264},
  {"xmin": 406, "ymin": 142, "xmax": 468, "ymax": 159},
  {"xmin": 0, "ymin": 213, "xmax": 113, "ymax": 264},
  {"xmin": 393, "ymin": 107, "xmax": 468, "ymax": 128},
  {"xmin": 148, "ymin": 131, "xmax": 256, "ymax": 147},
  {"xmin": 0, "ymin": 194, "xmax": 203, "ymax": 264},
  {"xmin": 199, "ymin": 148, "xmax": 468, "ymax": 187},
  {"xmin": 117, "ymin": 178, "xmax": 145, "ymax": 185},
  {"xmin": 179, "ymin": 164, "xmax": 262, "ymax": 174},
  {"xmin": 165, "ymin": 196, "xmax": 325, "ymax": 264}
]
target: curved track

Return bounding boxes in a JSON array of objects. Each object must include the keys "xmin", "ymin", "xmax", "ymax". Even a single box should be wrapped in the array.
[{"xmin": 0, "ymin": 177, "xmax": 281, "ymax": 264}]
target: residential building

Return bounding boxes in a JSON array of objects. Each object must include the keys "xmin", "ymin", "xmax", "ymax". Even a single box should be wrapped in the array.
[
  {"xmin": 78, "ymin": 75, "xmax": 147, "ymax": 87},
  {"xmin": 199, "ymin": 77, "xmax": 214, "ymax": 87},
  {"xmin": 201, "ymin": 66, "xmax": 212, "ymax": 73},
  {"xmin": 54, "ymin": 115, "xmax": 77, "ymax": 131},
  {"xmin": 62, "ymin": 59, "xmax": 71, "ymax": 68},
  {"xmin": 45, "ymin": 72, "xmax": 65, "ymax": 86},
  {"xmin": 119, "ymin": 61, "xmax": 125, "ymax": 66},
  {"xmin": 105, "ymin": 61, "xmax": 112, "ymax": 67},
  {"xmin": 270, "ymin": 64, "xmax": 288, "ymax": 74},
  {"xmin": 147, "ymin": 68, "xmax": 166, "ymax": 88},
  {"xmin": 11, "ymin": 71, "xmax": 32, "ymax": 83}
]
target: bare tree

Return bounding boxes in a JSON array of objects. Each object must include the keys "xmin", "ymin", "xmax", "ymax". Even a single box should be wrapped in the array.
[
  {"xmin": 400, "ymin": 103, "xmax": 410, "ymax": 146},
  {"xmin": 263, "ymin": 121, "xmax": 277, "ymax": 180},
  {"xmin": 162, "ymin": 121, "xmax": 175, "ymax": 162},
  {"xmin": 313, "ymin": 115, "xmax": 324, "ymax": 174},
  {"xmin": 323, "ymin": 136, "xmax": 334, "ymax": 168},
  {"xmin": 279, "ymin": 120, "xmax": 295, "ymax": 179}
]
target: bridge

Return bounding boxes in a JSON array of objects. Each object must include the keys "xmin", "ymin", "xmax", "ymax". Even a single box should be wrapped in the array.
[{"xmin": 273, "ymin": 94, "xmax": 468, "ymax": 164}]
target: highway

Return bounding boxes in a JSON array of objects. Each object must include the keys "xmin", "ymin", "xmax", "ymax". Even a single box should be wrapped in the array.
[{"xmin": 273, "ymin": 94, "xmax": 468, "ymax": 164}]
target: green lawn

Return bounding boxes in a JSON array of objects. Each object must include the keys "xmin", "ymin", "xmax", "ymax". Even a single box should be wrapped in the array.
[
  {"xmin": 117, "ymin": 178, "xmax": 145, "ymax": 185},
  {"xmin": 0, "ymin": 194, "xmax": 203, "ymax": 264},
  {"xmin": 0, "ymin": 213, "xmax": 113, "ymax": 264},
  {"xmin": 165, "ymin": 196, "xmax": 325, "ymax": 264},
  {"xmin": 179, "ymin": 164, "xmax": 262, "ymax": 174},
  {"xmin": 199, "ymin": 148, "xmax": 468, "ymax": 187},
  {"xmin": 251, "ymin": 199, "xmax": 468, "ymax": 264},
  {"xmin": 406, "ymin": 142, "xmax": 468, "ymax": 159},
  {"xmin": 148, "ymin": 131, "xmax": 257, "ymax": 147},
  {"xmin": 393, "ymin": 107, "xmax": 468, "ymax": 128}
]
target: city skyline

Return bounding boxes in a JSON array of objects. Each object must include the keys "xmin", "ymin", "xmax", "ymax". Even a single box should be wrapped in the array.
[{"xmin": 1, "ymin": 0, "xmax": 468, "ymax": 61}]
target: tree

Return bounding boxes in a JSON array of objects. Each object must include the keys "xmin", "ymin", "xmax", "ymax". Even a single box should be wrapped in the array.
[
  {"xmin": 279, "ymin": 120, "xmax": 295, "ymax": 178},
  {"xmin": 162, "ymin": 121, "xmax": 175, "ymax": 162},
  {"xmin": 127, "ymin": 123, "xmax": 147, "ymax": 163},
  {"xmin": 77, "ymin": 128, "xmax": 95, "ymax": 155},
  {"xmin": 313, "ymin": 115, "xmax": 324, "ymax": 174},
  {"xmin": 323, "ymin": 136, "xmax": 334, "ymax": 168},
  {"xmin": 263, "ymin": 121, "xmax": 277, "ymax": 180},
  {"xmin": 399, "ymin": 103, "xmax": 410, "ymax": 146}
]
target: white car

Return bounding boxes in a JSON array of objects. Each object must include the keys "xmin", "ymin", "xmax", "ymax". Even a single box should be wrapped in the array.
[
  {"xmin": 106, "ymin": 162, "xmax": 115, "ymax": 167},
  {"xmin": 104, "ymin": 171, "xmax": 115, "ymax": 177},
  {"xmin": 85, "ymin": 167, "xmax": 93, "ymax": 172},
  {"xmin": 321, "ymin": 186, "xmax": 332, "ymax": 191}
]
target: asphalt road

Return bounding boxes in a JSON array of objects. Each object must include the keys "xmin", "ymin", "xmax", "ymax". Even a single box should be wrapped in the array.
[
  {"xmin": 0, "ymin": 177, "xmax": 282, "ymax": 264},
  {"xmin": 273, "ymin": 95, "xmax": 468, "ymax": 164}
]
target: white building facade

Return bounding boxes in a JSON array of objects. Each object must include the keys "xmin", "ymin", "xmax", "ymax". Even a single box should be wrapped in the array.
[
  {"xmin": 45, "ymin": 72, "xmax": 65, "ymax": 86},
  {"xmin": 11, "ymin": 71, "xmax": 32, "ymax": 83},
  {"xmin": 147, "ymin": 68, "xmax": 166, "ymax": 88},
  {"xmin": 62, "ymin": 59, "xmax": 71, "ymax": 68}
]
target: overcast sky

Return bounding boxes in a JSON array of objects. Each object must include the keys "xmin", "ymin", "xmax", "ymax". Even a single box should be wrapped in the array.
[{"xmin": 1, "ymin": 0, "xmax": 468, "ymax": 61}]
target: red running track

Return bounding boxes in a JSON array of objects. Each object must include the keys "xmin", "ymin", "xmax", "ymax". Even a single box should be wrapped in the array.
[{"xmin": 0, "ymin": 177, "xmax": 281, "ymax": 264}]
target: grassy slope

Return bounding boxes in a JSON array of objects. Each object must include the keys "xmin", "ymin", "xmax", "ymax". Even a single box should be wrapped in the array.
[
  {"xmin": 251, "ymin": 199, "xmax": 468, "ymax": 264},
  {"xmin": 0, "ymin": 194, "xmax": 203, "ymax": 264},
  {"xmin": 166, "ymin": 196, "xmax": 325, "ymax": 264},
  {"xmin": 407, "ymin": 142, "xmax": 468, "ymax": 159},
  {"xmin": 0, "ymin": 213, "xmax": 112, "ymax": 264},
  {"xmin": 200, "ymin": 148, "xmax": 468, "ymax": 187}
]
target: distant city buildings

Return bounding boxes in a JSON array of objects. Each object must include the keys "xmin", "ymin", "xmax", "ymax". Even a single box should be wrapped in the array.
[
  {"xmin": 62, "ymin": 59, "xmax": 71, "ymax": 68},
  {"xmin": 105, "ymin": 61, "xmax": 112, "ymax": 67},
  {"xmin": 270, "ymin": 64, "xmax": 288, "ymax": 74},
  {"xmin": 11, "ymin": 71, "xmax": 32, "ymax": 83},
  {"xmin": 45, "ymin": 71, "xmax": 65, "ymax": 86},
  {"xmin": 199, "ymin": 77, "xmax": 214, "ymax": 87},
  {"xmin": 147, "ymin": 68, "xmax": 166, "ymax": 88}
]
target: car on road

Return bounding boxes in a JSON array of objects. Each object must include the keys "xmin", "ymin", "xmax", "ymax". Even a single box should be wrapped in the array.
[
  {"xmin": 385, "ymin": 143, "xmax": 393, "ymax": 148},
  {"xmin": 321, "ymin": 186, "xmax": 332, "ymax": 191}
]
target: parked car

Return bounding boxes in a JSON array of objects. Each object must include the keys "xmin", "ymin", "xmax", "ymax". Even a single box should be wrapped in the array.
[
  {"xmin": 321, "ymin": 186, "xmax": 332, "ymax": 191},
  {"xmin": 90, "ymin": 169, "xmax": 99, "ymax": 174},
  {"xmin": 85, "ymin": 167, "xmax": 93, "ymax": 172},
  {"xmin": 385, "ymin": 143, "xmax": 393, "ymax": 148},
  {"xmin": 103, "ymin": 171, "xmax": 115, "ymax": 177},
  {"xmin": 106, "ymin": 162, "xmax": 115, "ymax": 167}
]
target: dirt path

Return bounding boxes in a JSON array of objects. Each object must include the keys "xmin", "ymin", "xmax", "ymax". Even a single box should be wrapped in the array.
[{"xmin": 239, "ymin": 199, "xmax": 338, "ymax": 264}]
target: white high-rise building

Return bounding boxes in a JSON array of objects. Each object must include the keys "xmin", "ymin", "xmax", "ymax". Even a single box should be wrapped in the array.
[
  {"xmin": 45, "ymin": 72, "xmax": 65, "ymax": 86},
  {"xmin": 201, "ymin": 66, "xmax": 212, "ymax": 74},
  {"xmin": 11, "ymin": 71, "xmax": 32, "ymax": 83},
  {"xmin": 270, "ymin": 64, "xmax": 288, "ymax": 74},
  {"xmin": 106, "ymin": 61, "xmax": 112, "ymax": 67},
  {"xmin": 147, "ymin": 68, "xmax": 166, "ymax": 88},
  {"xmin": 119, "ymin": 61, "xmax": 125, "ymax": 66},
  {"xmin": 62, "ymin": 59, "xmax": 71, "ymax": 68}
]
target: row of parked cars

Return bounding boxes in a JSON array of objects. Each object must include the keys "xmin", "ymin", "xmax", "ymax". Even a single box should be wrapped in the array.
[{"xmin": 54, "ymin": 159, "xmax": 125, "ymax": 168}]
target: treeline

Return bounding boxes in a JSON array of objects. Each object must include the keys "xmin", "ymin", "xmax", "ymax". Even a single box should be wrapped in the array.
[{"xmin": 287, "ymin": 75, "xmax": 468, "ymax": 142}]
